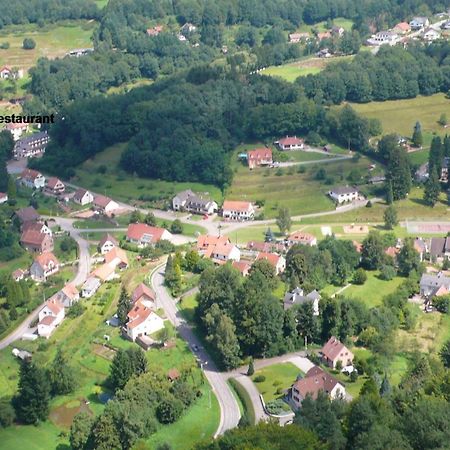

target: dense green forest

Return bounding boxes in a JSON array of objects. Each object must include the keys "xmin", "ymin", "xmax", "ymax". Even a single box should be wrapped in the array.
[
  {"xmin": 32, "ymin": 67, "xmax": 378, "ymax": 185},
  {"xmin": 0, "ymin": 0, "xmax": 100, "ymax": 28},
  {"xmin": 298, "ymin": 43, "xmax": 450, "ymax": 104}
]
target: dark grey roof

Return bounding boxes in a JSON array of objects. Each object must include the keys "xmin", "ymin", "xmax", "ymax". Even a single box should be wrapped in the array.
[
  {"xmin": 430, "ymin": 237, "xmax": 446, "ymax": 256},
  {"xmin": 420, "ymin": 272, "xmax": 450, "ymax": 289},
  {"xmin": 15, "ymin": 131, "xmax": 49, "ymax": 147},
  {"xmin": 174, "ymin": 189, "xmax": 194, "ymax": 202},
  {"xmin": 16, "ymin": 206, "xmax": 39, "ymax": 223},
  {"xmin": 283, "ymin": 287, "xmax": 321, "ymax": 310},
  {"xmin": 331, "ymin": 186, "xmax": 359, "ymax": 195}
]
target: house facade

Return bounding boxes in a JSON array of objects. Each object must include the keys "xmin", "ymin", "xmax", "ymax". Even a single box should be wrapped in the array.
[
  {"xmin": 222, "ymin": 200, "xmax": 255, "ymax": 221},
  {"xmin": 6, "ymin": 122, "xmax": 29, "ymax": 141},
  {"xmin": 30, "ymin": 252, "xmax": 60, "ymax": 281},
  {"xmin": 126, "ymin": 299, "xmax": 164, "ymax": 341},
  {"xmin": 328, "ymin": 187, "xmax": 360, "ymax": 204},
  {"xmin": 37, "ymin": 298, "xmax": 65, "ymax": 338},
  {"xmin": 73, "ymin": 188, "xmax": 94, "ymax": 206},
  {"xmin": 255, "ymin": 252, "xmax": 286, "ymax": 275},
  {"xmin": 98, "ymin": 233, "xmax": 118, "ymax": 254},
  {"xmin": 321, "ymin": 336, "xmax": 354, "ymax": 368},
  {"xmin": 172, "ymin": 190, "xmax": 217, "ymax": 215},
  {"xmin": 291, "ymin": 366, "xmax": 346, "ymax": 409},
  {"xmin": 45, "ymin": 177, "xmax": 65, "ymax": 195},
  {"xmin": 19, "ymin": 169, "xmax": 45, "ymax": 189},
  {"xmin": 247, "ymin": 148, "xmax": 273, "ymax": 169},
  {"xmin": 93, "ymin": 195, "xmax": 119, "ymax": 215},
  {"xmin": 197, "ymin": 235, "xmax": 241, "ymax": 263},
  {"xmin": 13, "ymin": 131, "xmax": 50, "ymax": 159},
  {"xmin": 275, "ymin": 136, "xmax": 304, "ymax": 150}
]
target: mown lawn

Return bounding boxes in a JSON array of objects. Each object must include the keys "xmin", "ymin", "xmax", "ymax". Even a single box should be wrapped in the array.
[
  {"xmin": 179, "ymin": 293, "xmax": 198, "ymax": 322},
  {"xmin": 342, "ymin": 271, "xmax": 405, "ymax": 307},
  {"xmin": 252, "ymin": 363, "xmax": 301, "ymax": 402},
  {"xmin": 75, "ymin": 143, "xmax": 223, "ymax": 206},
  {"xmin": 0, "ymin": 21, "xmax": 95, "ymax": 69},
  {"xmin": 349, "ymin": 93, "xmax": 450, "ymax": 137}
]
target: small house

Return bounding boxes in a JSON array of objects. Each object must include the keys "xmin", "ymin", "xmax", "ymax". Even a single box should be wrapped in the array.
[
  {"xmin": 286, "ymin": 231, "xmax": 317, "ymax": 247},
  {"xmin": 275, "ymin": 136, "xmax": 304, "ymax": 151},
  {"xmin": 320, "ymin": 336, "xmax": 354, "ymax": 369},
  {"xmin": 19, "ymin": 169, "xmax": 45, "ymax": 189},
  {"xmin": 197, "ymin": 235, "xmax": 241, "ymax": 263},
  {"xmin": 98, "ymin": 233, "xmax": 118, "ymax": 254},
  {"xmin": 126, "ymin": 300, "xmax": 164, "ymax": 341},
  {"xmin": 37, "ymin": 298, "xmax": 65, "ymax": 338},
  {"xmin": 20, "ymin": 229, "xmax": 53, "ymax": 253},
  {"xmin": 132, "ymin": 283, "xmax": 157, "ymax": 309},
  {"xmin": 222, "ymin": 201, "xmax": 255, "ymax": 221},
  {"xmin": 81, "ymin": 276, "xmax": 101, "ymax": 298},
  {"xmin": 247, "ymin": 148, "xmax": 273, "ymax": 169},
  {"xmin": 255, "ymin": 252, "xmax": 286, "ymax": 275},
  {"xmin": 409, "ymin": 16, "xmax": 429, "ymax": 30},
  {"xmin": 45, "ymin": 177, "xmax": 65, "ymax": 195},
  {"xmin": 283, "ymin": 287, "xmax": 321, "ymax": 314},
  {"xmin": 104, "ymin": 247, "xmax": 129, "ymax": 270},
  {"xmin": 93, "ymin": 195, "xmax": 119, "ymax": 215},
  {"xmin": 51, "ymin": 283, "xmax": 80, "ymax": 307},
  {"xmin": 126, "ymin": 223, "xmax": 172, "ymax": 247},
  {"xmin": 30, "ymin": 252, "xmax": 59, "ymax": 281},
  {"xmin": 172, "ymin": 190, "xmax": 217, "ymax": 215},
  {"xmin": 328, "ymin": 186, "xmax": 360, "ymax": 204},
  {"xmin": 73, "ymin": 188, "xmax": 94, "ymax": 206}
]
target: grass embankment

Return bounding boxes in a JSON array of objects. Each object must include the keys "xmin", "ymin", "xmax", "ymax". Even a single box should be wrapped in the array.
[{"xmin": 229, "ymin": 378, "xmax": 256, "ymax": 425}]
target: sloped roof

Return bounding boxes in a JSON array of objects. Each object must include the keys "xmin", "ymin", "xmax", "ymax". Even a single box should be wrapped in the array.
[
  {"xmin": 34, "ymin": 252, "xmax": 59, "ymax": 270},
  {"xmin": 94, "ymin": 195, "xmax": 114, "ymax": 208},
  {"xmin": 256, "ymin": 252, "xmax": 281, "ymax": 267},
  {"xmin": 132, "ymin": 283, "xmax": 156, "ymax": 303},
  {"xmin": 47, "ymin": 177, "xmax": 64, "ymax": 190},
  {"xmin": 321, "ymin": 336, "xmax": 347, "ymax": 362},
  {"xmin": 99, "ymin": 233, "xmax": 118, "ymax": 248},
  {"xmin": 127, "ymin": 223, "xmax": 167, "ymax": 242},
  {"xmin": 61, "ymin": 283, "xmax": 79, "ymax": 300},
  {"xmin": 16, "ymin": 206, "xmax": 39, "ymax": 223},
  {"xmin": 288, "ymin": 231, "xmax": 316, "ymax": 244},
  {"xmin": 73, "ymin": 188, "xmax": 90, "ymax": 202},
  {"xmin": 21, "ymin": 168, "xmax": 42, "ymax": 181},
  {"xmin": 277, "ymin": 136, "xmax": 304, "ymax": 146},
  {"xmin": 104, "ymin": 247, "xmax": 128, "ymax": 267},
  {"xmin": 21, "ymin": 229, "xmax": 46, "ymax": 246},
  {"xmin": 293, "ymin": 366, "xmax": 341, "ymax": 400},
  {"xmin": 222, "ymin": 200, "xmax": 253, "ymax": 212}
]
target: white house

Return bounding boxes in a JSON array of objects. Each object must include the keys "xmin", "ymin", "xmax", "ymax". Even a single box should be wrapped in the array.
[
  {"xmin": 45, "ymin": 177, "xmax": 65, "ymax": 195},
  {"xmin": 291, "ymin": 366, "xmax": 346, "ymax": 409},
  {"xmin": 410, "ymin": 16, "xmax": 429, "ymax": 30},
  {"xmin": 367, "ymin": 31, "xmax": 398, "ymax": 46},
  {"xmin": 6, "ymin": 122, "xmax": 29, "ymax": 141},
  {"xmin": 30, "ymin": 252, "xmax": 60, "ymax": 282},
  {"xmin": 50, "ymin": 284, "xmax": 80, "ymax": 308},
  {"xmin": 98, "ymin": 233, "xmax": 118, "ymax": 254},
  {"xmin": 283, "ymin": 287, "xmax": 321, "ymax": 315},
  {"xmin": 255, "ymin": 252, "xmax": 286, "ymax": 275},
  {"xmin": 37, "ymin": 298, "xmax": 65, "ymax": 338},
  {"xmin": 423, "ymin": 28, "xmax": 441, "ymax": 41},
  {"xmin": 197, "ymin": 235, "xmax": 241, "ymax": 263},
  {"xmin": 19, "ymin": 169, "xmax": 45, "ymax": 189},
  {"xmin": 287, "ymin": 231, "xmax": 318, "ymax": 247},
  {"xmin": 126, "ymin": 300, "xmax": 165, "ymax": 341},
  {"xmin": 0, "ymin": 192, "xmax": 8, "ymax": 204},
  {"xmin": 126, "ymin": 223, "xmax": 172, "ymax": 247},
  {"xmin": 73, "ymin": 188, "xmax": 94, "ymax": 206},
  {"xmin": 222, "ymin": 200, "xmax": 255, "ymax": 221},
  {"xmin": 81, "ymin": 276, "xmax": 101, "ymax": 298},
  {"xmin": 172, "ymin": 190, "xmax": 217, "ymax": 215},
  {"xmin": 93, "ymin": 195, "xmax": 119, "ymax": 215},
  {"xmin": 275, "ymin": 136, "xmax": 305, "ymax": 150},
  {"xmin": 328, "ymin": 186, "xmax": 360, "ymax": 204}
]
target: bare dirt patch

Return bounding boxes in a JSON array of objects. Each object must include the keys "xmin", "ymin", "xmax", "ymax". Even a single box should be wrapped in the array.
[
  {"xmin": 344, "ymin": 225, "xmax": 368, "ymax": 234},
  {"xmin": 92, "ymin": 343, "xmax": 116, "ymax": 360}
]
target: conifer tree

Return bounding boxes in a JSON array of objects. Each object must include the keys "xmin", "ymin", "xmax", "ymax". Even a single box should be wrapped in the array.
[
  {"xmin": 117, "ymin": 287, "xmax": 131, "ymax": 327},
  {"xmin": 424, "ymin": 167, "xmax": 441, "ymax": 207},
  {"xmin": 412, "ymin": 121, "xmax": 423, "ymax": 147}
]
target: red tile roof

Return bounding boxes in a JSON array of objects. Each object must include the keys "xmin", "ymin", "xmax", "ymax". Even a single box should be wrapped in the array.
[
  {"xmin": 35, "ymin": 252, "xmax": 59, "ymax": 270},
  {"xmin": 278, "ymin": 136, "xmax": 304, "ymax": 146},
  {"xmin": 45, "ymin": 297, "xmax": 64, "ymax": 315},
  {"xmin": 293, "ymin": 366, "xmax": 341, "ymax": 400},
  {"xmin": 61, "ymin": 283, "xmax": 79, "ymax": 300},
  {"xmin": 222, "ymin": 200, "xmax": 253, "ymax": 212},
  {"xmin": 104, "ymin": 247, "xmax": 128, "ymax": 266},
  {"xmin": 127, "ymin": 223, "xmax": 166, "ymax": 243},
  {"xmin": 288, "ymin": 231, "xmax": 316, "ymax": 244},
  {"xmin": 256, "ymin": 252, "xmax": 281, "ymax": 267},
  {"xmin": 21, "ymin": 168, "xmax": 42, "ymax": 181},
  {"xmin": 47, "ymin": 177, "xmax": 63, "ymax": 190},
  {"xmin": 321, "ymin": 336, "xmax": 347, "ymax": 362},
  {"xmin": 232, "ymin": 260, "xmax": 251, "ymax": 275},
  {"xmin": 39, "ymin": 315, "xmax": 56, "ymax": 326},
  {"xmin": 21, "ymin": 229, "xmax": 46, "ymax": 246},
  {"xmin": 132, "ymin": 283, "xmax": 156, "ymax": 303},
  {"xmin": 247, "ymin": 148, "xmax": 272, "ymax": 163},
  {"xmin": 94, "ymin": 195, "xmax": 114, "ymax": 208}
]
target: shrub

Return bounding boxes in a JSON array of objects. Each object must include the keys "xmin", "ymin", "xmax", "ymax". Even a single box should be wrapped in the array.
[
  {"xmin": 380, "ymin": 264, "xmax": 396, "ymax": 281},
  {"xmin": 253, "ymin": 375, "xmax": 266, "ymax": 383},
  {"xmin": 170, "ymin": 219, "xmax": 183, "ymax": 234},
  {"xmin": 96, "ymin": 165, "xmax": 107, "ymax": 174},
  {"xmin": 156, "ymin": 397, "xmax": 184, "ymax": 424},
  {"xmin": 67, "ymin": 302, "xmax": 86, "ymax": 318},
  {"xmin": 0, "ymin": 397, "xmax": 15, "ymax": 427},
  {"xmin": 0, "ymin": 42, "xmax": 10, "ymax": 49},
  {"xmin": 353, "ymin": 268, "xmax": 367, "ymax": 285},
  {"xmin": 22, "ymin": 38, "xmax": 36, "ymax": 50},
  {"xmin": 350, "ymin": 370, "xmax": 358, "ymax": 382}
]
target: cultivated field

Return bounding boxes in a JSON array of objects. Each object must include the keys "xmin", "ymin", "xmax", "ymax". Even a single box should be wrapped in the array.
[
  {"xmin": 0, "ymin": 21, "xmax": 95, "ymax": 70},
  {"xmin": 350, "ymin": 93, "xmax": 450, "ymax": 137}
]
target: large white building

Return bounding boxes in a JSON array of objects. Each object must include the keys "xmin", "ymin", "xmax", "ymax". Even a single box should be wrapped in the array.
[
  {"xmin": 328, "ymin": 187, "xmax": 360, "ymax": 204},
  {"xmin": 222, "ymin": 201, "xmax": 255, "ymax": 221}
]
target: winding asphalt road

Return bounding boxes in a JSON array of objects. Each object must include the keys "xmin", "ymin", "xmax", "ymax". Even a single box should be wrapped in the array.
[
  {"xmin": 150, "ymin": 266, "xmax": 241, "ymax": 436},
  {"xmin": 0, "ymin": 218, "xmax": 91, "ymax": 350}
]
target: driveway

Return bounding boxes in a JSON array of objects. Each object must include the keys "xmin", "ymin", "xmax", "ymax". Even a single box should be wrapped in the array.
[{"xmin": 150, "ymin": 266, "xmax": 241, "ymax": 436}]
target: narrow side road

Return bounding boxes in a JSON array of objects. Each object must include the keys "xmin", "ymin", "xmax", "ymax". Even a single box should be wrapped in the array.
[{"xmin": 150, "ymin": 266, "xmax": 241, "ymax": 437}]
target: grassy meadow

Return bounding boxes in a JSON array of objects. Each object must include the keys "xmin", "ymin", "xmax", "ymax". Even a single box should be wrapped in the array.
[
  {"xmin": 74, "ymin": 143, "xmax": 223, "ymax": 207},
  {"xmin": 0, "ymin": 21, "xmax": 95, "ymax": 70},
  {"xmin": 350, "ymin": 93, "xmax": 450, "ymax": 137}
]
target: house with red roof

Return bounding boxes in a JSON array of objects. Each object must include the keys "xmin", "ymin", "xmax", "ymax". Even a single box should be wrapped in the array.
[
  {"xmin": 320, "ymin": 336, "xmax": 354, "ymax": 369},
  {"xmin": 132, "ymin": 283, "xmax": 157, "ymax": 309},
  {"xmin": 126, "ymin": 299, "xmax": 164, "ymax": 341},
  {"xmin": 255, "ymin": 252, "xmax": 286, "ymax": 275},
  {"xmin": 275, "ymin": 136, "xmax": 305, "ymax": 151},
  {"xmin": 146, "ymin": 25, "xmax": 163, "ymax": 36},
  {"xmin": 197, "ymin": 235, "xmax": 241, "ymax": 263},
  {"xmin": 93, "ymin": 195, "xmax": 119, "ymax": 215},
  {"xmin": 6, "ymin": 122, "xmax": 29, "ymax": 141},
  {"xmin": 45, "ymin": 177, "xmax": 65, "ymax": 195},
  {"xmin": 291, "ymin": 365, "xmax": 346, "ymax": 409},
  {"xmin": 393, "ymin": 22, "xmax": 411, "ymax": 34},
  {"xmin": 247, "ymin": 148, "xmax": 273, "ymax": 169},
  {"xmin": 286, "ymin": 231, "xmax": 317, "ymax": 247},
  {"xmin": 232, "ymin": 260, "xmax": 252, "ymax": 277},
  {"xmin": 222, "ymin": 200, "xmax": 255, "ymax": 221},
  {"xmin": 30, "ymin": 252, "xmax": 59, "ymax": 281},
  {"xmin": 20, "ymin": 229, "xmax": 54, "ymax": 253},
  {"xmin": 37, "ymin": 297, "xmax": 65, "ymax": 338},
  {"xmin": 104, "ymin": 247, "xmax": 129, "ymax": 270},
  {"xmin": 126, "ymin": 223, "xmax": 172, "ymax": 247},
  {"xmin": 50, "ymin": 283, "xmax": 80, "ymax": 307},
  {"xmin": 19, "ymin": 169, "xmax": 45, "ymax": 189}
]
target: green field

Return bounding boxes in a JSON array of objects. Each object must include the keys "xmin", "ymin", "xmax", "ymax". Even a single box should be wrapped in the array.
[
  {"xmin": 228, "ymin": 151, "xmax": 376, "ymax": 218},
  {"xmin": 0, "ymin": 21, "xmax": 95, "ymax": 70},
  {"xmin": 264, "ymin": 55, "xmax": 353, "ymax": 82},
  {"xmin": 340, "ymin": 271, "xmax": 405, "ymax": 307},
  {"xmin": 297, "ymin": 18, "xmax": 354, "ymax": 34},
  {"xmin": 75, "ymin": 143, "xmax": 223, "ymax": 207},
  {"xmin": 252, "ymin": 363, "xmax": 301, "ymax": 402},
  {"xmin": 350, "ymin": 93, "xmax": 450, "ymax": 137}
]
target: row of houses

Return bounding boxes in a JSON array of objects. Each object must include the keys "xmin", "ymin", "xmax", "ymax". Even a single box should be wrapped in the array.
[{"xmin": 13, "ymin": 131, "xmax": 50, "ymax": 159}]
